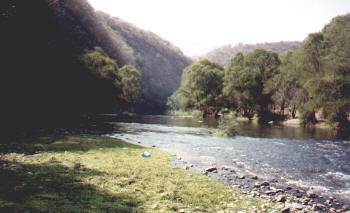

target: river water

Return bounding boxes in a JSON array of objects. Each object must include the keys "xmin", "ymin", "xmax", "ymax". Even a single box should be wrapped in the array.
[{"xmin": 107, "ymin": 115, "xmax": 350, "ymax": 205}]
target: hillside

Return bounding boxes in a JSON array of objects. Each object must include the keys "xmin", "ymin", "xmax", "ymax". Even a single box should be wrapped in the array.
[
  {"xmin": 98, "ymin": 12, "xmax": 192, "ymax": 114},
  {"xmin": 202, "ymin": 41, "xmax": 302, "ymax": 65},
  {"xmin": 0, "ymin": 0, "xmax": 190, "ymax": 132}
]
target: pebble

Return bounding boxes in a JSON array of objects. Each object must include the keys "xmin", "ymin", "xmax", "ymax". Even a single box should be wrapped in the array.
[
  {"xmin": 221, "ymin": 166, "xmax": 235, "ymax": 172},
  {"xmin": 306, "ymin": 190, "xmax": 318, "ymax": 198},
  {"xmin": 265, "ymin": 190, "xmax": 276, "ymax": 195},
  {"xmin": 254, "ymin": 183, "xmax": 261, "ymax": 188},
  {"xmin": 260, "ymin": 181, "xmax": 269, "ymax": 186},
  {"xmin": 281, "ymin": 207, "xmax": 290, "ymax": 213},
  {"xmin": 205, "ymin": 167, "xmax": 217, "ymax": 172},
  {"xmin": 275, "ymin": 195, "xmax": 286, "ymax": 202}
]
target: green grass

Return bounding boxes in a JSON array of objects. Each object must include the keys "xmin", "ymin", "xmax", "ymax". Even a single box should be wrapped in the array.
[{"xmin": 0, "ymin": 135, "xmax": 281, "ymax": 212}]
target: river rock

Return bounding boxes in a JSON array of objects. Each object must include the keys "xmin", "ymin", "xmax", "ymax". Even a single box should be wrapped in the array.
[
  {"xmin": 205, "ymin": 167, "xmax": 217, "ymax": 172},
  {"xmin": 306, "ymin": 190, "xmax": 318, "ymax": 198},
  {"xmin": 287, "ymin": 203, "xmax": 304, "ymax": 211},
  {"xmin": 312, "ymin": 203, "xmax": 326, "ymax": 211},
  {"xmin": 265, "ymin": 190, "xmax": 276, "ymax": 195},
  {"xmin": 260, "ymin": 181, "xmax": 270, "ymax": 186},
  {"xmin": 254, "ymin": 183, "xmax": 261, "ymax": 188},
  {"xmin": 221, "ymin": 166, "xmax": 235, "ymax": 172},
  {"xmin": 275, "ymin": 195, "xmax": 286, "ymax": 202},
  {"xmin": 281, "ymin": 207, "xmax": 290, "ymax": 213}
]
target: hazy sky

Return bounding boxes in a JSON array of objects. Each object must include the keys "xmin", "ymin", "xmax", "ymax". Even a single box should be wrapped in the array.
[{"xmin": 88, "ymin": 0, "xmax": 350, "ymax": 56}]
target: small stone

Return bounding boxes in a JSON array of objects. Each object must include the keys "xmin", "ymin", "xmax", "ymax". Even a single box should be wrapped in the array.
[
  {"xmin": 237, "ymin": 175, "xmax": 245, "ymax": 179},
  {"xmin": 281, "ymin": 207, "xmax": 290, "ymax": 213},
  {"xmin": 205, "ymin": 167, "xmax": 217, "ymax": 172},
  {"xmin": 221, "ymin": 166, "xmax": 235, "ymax": 172},
  {"xmin": 275, "ymin": 195, "xmax": 286, "ymax": 202},
  {"xmin": 265, "ymin": 190, "xmax": 276, "ymax": 195},
  {"xmin": 152, "ymin": 145, "xmax": 156, "ymax": 148},
  {"xmin": 290, "ymin": 203, "xmax": 304, "ymax": 210},
  {"xmin": 184, "ymin": 166, "xmax": 190, "ymax": 170},
  {"xmin": 285, "ymin": 186, "xmax": 292, "ymax": 190},
  {"xmin": 276, "ymin": 189, "xmax": 284, "ymax": 193},
  {"xmin": 313, "ymin": 203, "xmax": 326, "ymax": 211},
  {"xmin": 251, "ymin": 175, "xmax": 258, "ymax": 180},
  {"xmin": 306, "ymin": 191, "xmax": 318, "ymax": 198},
  {"xmin": 260, "ymin": 181, "xmax": 269, "ymax": 186},
  {"xmin": 178, "ymin": 209, "xmax": 185, "ymax": 213},
  {"xmin": 254, "ymin": 183, "xmax": 261, "ymax": 188},
  {"xmin": 232, "ymin": 185, "xmax": 241, "ymax": 188}
]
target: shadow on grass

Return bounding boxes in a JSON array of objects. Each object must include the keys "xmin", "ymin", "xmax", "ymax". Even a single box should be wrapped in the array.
[
  {"xmin": 0, "ymin": 121, "xmax": 141, "ymax": 154},
  {"xmin": 0, "ymin": 160, "xmax": 142, "ymax": 212}
]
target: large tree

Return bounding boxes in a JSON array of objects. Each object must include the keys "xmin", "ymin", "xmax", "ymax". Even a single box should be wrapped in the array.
[
  {"xmin": 297, "ymin": 14, "xmax": 350, "ymax": 128},
  {"xmin": 223, "ymin": 49, "xmax": 280, "ymax": 122},
  {"xmin": 175, "ymin": 59, "xmax": 224, "ymax": 117}
]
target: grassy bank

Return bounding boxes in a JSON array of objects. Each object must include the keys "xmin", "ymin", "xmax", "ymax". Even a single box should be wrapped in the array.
[{"xmin": 0, "ymin": 135, "xmax": 280, "ymax": 212}]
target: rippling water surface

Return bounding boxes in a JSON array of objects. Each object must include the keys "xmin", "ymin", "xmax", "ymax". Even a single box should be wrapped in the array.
[{"xmin": 108, "ymin": 115, "xmax": 350, "ymax": 205}]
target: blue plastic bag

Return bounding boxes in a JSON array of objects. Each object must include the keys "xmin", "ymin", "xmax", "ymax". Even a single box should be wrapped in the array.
[{"xmin": 142, "ymin": 151, "xmax": 151, "ymax": 158}]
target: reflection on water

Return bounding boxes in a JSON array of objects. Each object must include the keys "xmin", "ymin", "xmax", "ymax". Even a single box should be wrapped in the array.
[
  {"xmin": 114, "ymin": 115, "xmax": 342, "ymax": 140},
  {"xmin": 108, "ymin": 115, "xmax": 350, "ymax": 205}
]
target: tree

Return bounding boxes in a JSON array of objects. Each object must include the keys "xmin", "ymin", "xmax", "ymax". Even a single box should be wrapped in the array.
[
  {"xmin": 176, "ymin": 59, "xmax": 224, "ymax": 117},
  {"xmin": 270, "ymin": 51, "xmax": 299, "ymax": 118},
  {"xmin": 119, "ymin": 65, "xmax": 143, "ymax": 110},
  {"xmin": 297, "ymin": 14, "xmax": 350, "ymax": 128}
]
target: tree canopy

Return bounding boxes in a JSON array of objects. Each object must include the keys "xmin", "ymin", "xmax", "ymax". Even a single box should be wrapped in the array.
[{"xmin": 170, "ymin": 14, "xmax": 350, "ymax": 130}]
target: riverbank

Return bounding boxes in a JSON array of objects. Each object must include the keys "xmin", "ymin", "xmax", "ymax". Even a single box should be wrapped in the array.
[{"xmin": 0, "ymin": 134, "xmax": 280, "ymax": 212}]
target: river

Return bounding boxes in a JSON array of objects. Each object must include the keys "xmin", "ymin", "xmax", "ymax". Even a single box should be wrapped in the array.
[{"xmin": 106, "ymin": 115, "xmax": 350, "ymax": 207}]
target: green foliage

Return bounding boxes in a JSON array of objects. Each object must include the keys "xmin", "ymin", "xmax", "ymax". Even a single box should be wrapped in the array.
[
  {"xmin": 223, "ymin": 49, "xmax": 280, "ymax": 122},
  {"xmin": 204, "ymin": 41, "xmax": 302, "ymax": 66},
  {"xmin": 214, "ymin": 117, "xmax": 238, "ymax": 137},
  {"xmin": 80, "ymin": 47, "xmax": 120, "ymax": 82},
  {"xmin": 119, "ymin": 65, "xmax": 143, "ymax": 109},
  {"xmin": 175, "ymin": 59, "xmax": 225, "ymax": 117},
  {"xmin": 79, "ymin": 48, "xmax": 143, "ymax": 112},
  {"xmin": 295, "ymin": 14, "xmax": 350, "ymax": 128}
]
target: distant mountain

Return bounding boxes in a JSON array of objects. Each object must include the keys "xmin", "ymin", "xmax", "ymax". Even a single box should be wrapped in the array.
[
  {"xmin": 98, "ymin": 12, "xmax": 192, "ymax": 114},
  {"xmin": 0, "ymin": 0, "xmax": 191, "ymax": 131},
  {"xmin": 202, "ymin": 41, "xmax": 302, "ymax": 65}
]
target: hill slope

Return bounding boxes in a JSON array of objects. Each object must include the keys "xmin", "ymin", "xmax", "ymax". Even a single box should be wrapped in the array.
[
  {"xmin": 98, "ymin": 12, "xmax": 192, "ymax": 113},
  {"xmin": 0, "ymin": 0, "xmax": 191, "ymax": 132},
  {"xmin": 202, "ymin": 41, "xmax": 302, "ymax": 65}
]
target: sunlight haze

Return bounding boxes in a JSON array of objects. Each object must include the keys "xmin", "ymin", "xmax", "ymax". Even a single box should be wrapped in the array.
[{"xmin": 88, "ymin": 0, "xmax": 350, "ymax": 56}]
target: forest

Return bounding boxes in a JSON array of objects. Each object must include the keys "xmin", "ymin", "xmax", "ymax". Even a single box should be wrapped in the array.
[
  {"xmin": 0, "ymin": 0, "xmax": 190, "ymax": 137},
  {"xmin": 169, "ymin": 14, "xmax": 350, "ymax": 131}
]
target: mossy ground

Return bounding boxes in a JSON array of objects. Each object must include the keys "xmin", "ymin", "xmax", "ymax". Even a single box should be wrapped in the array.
[{"xmin": 0, "ymin": 135, "xmax": 280, "ymax": 212}]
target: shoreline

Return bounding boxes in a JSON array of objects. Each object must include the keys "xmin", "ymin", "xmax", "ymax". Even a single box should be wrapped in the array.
[{"xmin": 172, "ymin": 154, "xmax": 350, "ymax": 213}]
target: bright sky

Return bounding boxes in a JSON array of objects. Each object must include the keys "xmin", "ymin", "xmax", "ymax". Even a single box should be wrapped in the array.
[{"xmin": 88, "ymin": 0, "xmax": 350, "ymax": 56}]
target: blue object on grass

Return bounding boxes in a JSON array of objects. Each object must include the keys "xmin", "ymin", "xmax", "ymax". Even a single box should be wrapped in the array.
[{"xmin": 142, "ymin": 151, "xmax": 151, "ymax": 158}]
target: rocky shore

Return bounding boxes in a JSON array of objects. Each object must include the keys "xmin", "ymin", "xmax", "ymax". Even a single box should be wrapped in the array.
[{"xmin": 174, "ymin": 156, "xmax": 350, "ymax": 213}]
